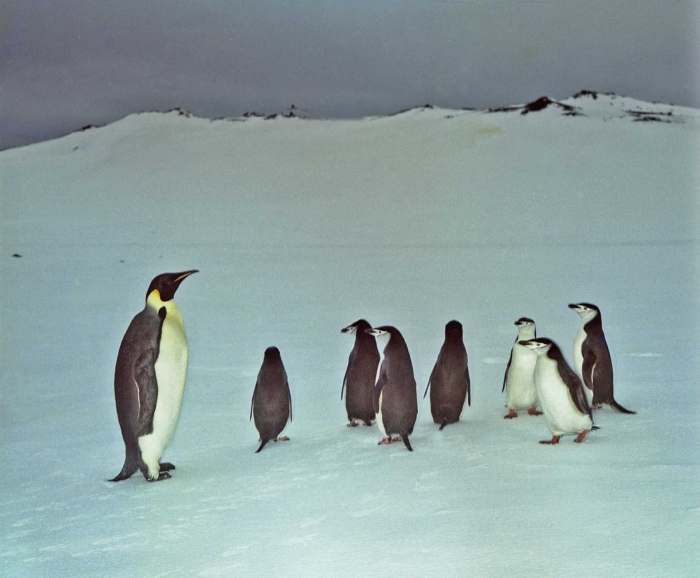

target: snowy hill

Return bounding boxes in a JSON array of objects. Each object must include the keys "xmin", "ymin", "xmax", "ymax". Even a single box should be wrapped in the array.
[{"xmin": 1, "ymin": 93, "xmax": 699, "ymax": 577}]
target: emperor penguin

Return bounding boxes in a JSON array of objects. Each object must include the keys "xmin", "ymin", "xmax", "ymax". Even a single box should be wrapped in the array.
[
  {"xmin": 521, "ymin": 338, "xmax": 595, "ymax": 444},
  {"xmin": 502, "ymin": 317, "xmax": 542, "ymax": 419},
  {"xmin": 569, "ymin": 303, "xmax": 635, "ymax": 414},
  {"xmin": 250, "ymin": 347, "xmax": 292, "ymax": 453},
  {"xmin": 111, "ymin": 269, "xmax": 198, "ymax": 482},
  {"xmin": 341, "ymin": 319, "xmax": 380, "ymax": 427},
  {"xmin": 423, "ymin": 320, "xmax": 470, "ymax": 430},
  {"xmin": 367, "ymin": 326, "xmax": 418, "ymax": 451}
]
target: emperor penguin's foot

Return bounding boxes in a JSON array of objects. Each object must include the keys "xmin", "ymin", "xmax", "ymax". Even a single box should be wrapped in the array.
[
  {"xmin": 362, "ymin": 419, "xmax": 374, "ymax": 426},
  {"xmin": 347, "ymin": 421, "xmax": 360, "ymax": 427},
  {"xmin": 274, "ymin": 436, "xmax": 290, "ymax": 442},
  {"xmin": 539, "ymin": 435, "xmax": 561, "ymax": 445},
  {"xmin": 159, "ymin": 462, "xmax": 175, "ymax": 472},
  {"xmin": 378, "ymin": 436, "xmax": 401, "ymax": 445},
  {"xmin": 574, "ymin": 429, "xmax": 591, "ymax": 443},
  {"xmin": 592, "ymin": 403, "xmax": 603, "ymax": 410},
  {"xmin": 504, "ymin": 409, "xmax": 518, "ymax": 419},
  {"xmin": 528, "ymin": 406, "xmax": 543, "ymax": 416},
  {"xmin": 149, "ymin": 472, "xmax": 172, "ymax": 482}
]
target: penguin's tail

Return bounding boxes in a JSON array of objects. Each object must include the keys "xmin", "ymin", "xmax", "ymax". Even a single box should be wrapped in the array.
[
  {"xmin": 438, "ymin": 418, "xmax": 449, "ymax": 431},
  {"xmin": 255, "ymin": 439, "xmax": 269, "ymax": 454},
  {"xmin": 591, "ymin": 425, "xmax": 601, "ymax": 431},
  {"xmin": 401, "ymin": 434, "xmax": 414, "ymax": 452},
  {"xmin": 610, "ymin": 400, "xmax": 636, "ymax": 414},
  {"xmin": 109, "ymin": 453, "xmax": 139, "ymax": 482}
]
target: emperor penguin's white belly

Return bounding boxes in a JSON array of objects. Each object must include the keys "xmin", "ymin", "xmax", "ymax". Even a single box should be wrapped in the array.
[
  {"xmin": 534, "ymin": 358, "xmax": 591, "ymax": 436},
  {"xmin": 505, "ymin": 344, "xmax": 538, "ymax": 409},
  {"xmin": 139, "ymin": 300, "xmax": 189, "ymax": 464}
]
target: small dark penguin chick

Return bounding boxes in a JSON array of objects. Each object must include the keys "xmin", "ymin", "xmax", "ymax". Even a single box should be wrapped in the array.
[
  {"xmin": 251, "ymin": 347, "xmax": 292, "ymax": 453},
  {"xmin": 423, "ymin": 320, "xmax": 470, "ymax": 430}
]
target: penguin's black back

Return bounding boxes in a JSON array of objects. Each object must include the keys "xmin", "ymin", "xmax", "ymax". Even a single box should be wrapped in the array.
[
  {"xmin": 427, "ymin": 320, "xmax": 470, "ymax": 426},
  {"xmin": 252, "ymin": 347, "xmax": 291, "ymax": 446},
  {"xmin": 544, "ymin": 340, "xmax": 592, "ymax": 418},
  {"xmin": 582, "ymin": 315, "xmax": 614, "ymax": 403},
  {"xmin": 344, "ymin": 320, "xmax": 379, "ymax": 423},
  {"xmin": 375, "ymin": 328, "xmax": 418, "ymax": 437},
  {"xmin": 114, "ymin": 307, "xmax": 164, "ymax": 445}
]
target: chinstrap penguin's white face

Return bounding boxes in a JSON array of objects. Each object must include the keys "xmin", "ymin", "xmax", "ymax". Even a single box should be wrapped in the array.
[
  {"xmin": 367, "ymin": 328, "xmax": 391, "ymax": 343},
  {"xmin": 341, "ymin": 324, "xmax": 358, "ymax": 335},
  {"xmin": 568, "ymin": 303, "xmax": 598, "ymax": 322},
  {"xmin": 520, "ymin": 339, "xmax": 551, "ymax": 356},
  {"xmin": 515, "ymin": 318, "xmax": 535, "ymax": 331}
]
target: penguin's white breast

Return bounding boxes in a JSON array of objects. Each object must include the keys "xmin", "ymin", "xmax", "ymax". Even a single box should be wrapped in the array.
[
  {"xmin": 505, "ymin": 345, "xmax": 537, "ymax": 407},
  {"xmin": 572, "ymin": 328, "xmax": 586, "ymax": 378},
  {"xmin": 376, "ymin": 390, "xmax": 386, "ymax": 436},
  {"xmin": 152, "ymin": 301, "xmax": 189, "ymax": 444},
  {"xmin": 534, "ymin": 357, "xmax": 590, "ymax": 435}
]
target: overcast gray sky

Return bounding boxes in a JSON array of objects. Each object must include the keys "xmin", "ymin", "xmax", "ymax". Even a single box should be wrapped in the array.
[{"xmin": 1, "ymin": 0, "xmax": 698, "ymax": 150}]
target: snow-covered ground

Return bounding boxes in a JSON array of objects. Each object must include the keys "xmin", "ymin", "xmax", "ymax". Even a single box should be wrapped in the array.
[{"xmin": 1, "ymin": 92, "xmax": 699, "ymax": 577}]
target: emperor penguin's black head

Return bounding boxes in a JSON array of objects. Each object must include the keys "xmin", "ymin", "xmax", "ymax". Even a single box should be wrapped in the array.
[
  {"xmin": 520, "ymin": 337, "xmax": 556, "ymax": 357},
  {"xmin": 341, "ymin": 319, "xmax": 371, "ymax": 335},
  {"xmin": 568, "ymin": 302, "xmax": 600, "ymax": 322},
  {"xmin": 146, "ymin": 270, "xmax": 198, "ymax": 302},
  {"xmin": 445, "ymin": 320, "xmax": 463, "ymax": 339}
]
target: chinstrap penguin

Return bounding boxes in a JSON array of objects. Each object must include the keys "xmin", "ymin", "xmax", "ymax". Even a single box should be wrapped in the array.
[
  {"xmin": 423, "ymin": 320, "xmax": 470, "ymax": 430},
  {"xmin": 341, "ymin": 319, "xmax": 379, "ymax": 427},
  {"xmin": 250, "ymin": 347, "xmax": 292, "ymax": 453},
  {"xmin": 569, "ymin": 303, "xmax": 635, "ymax": 414},
  {"xmin": 502, "ymin": 317, "xmax": 541, "ymax": 419},
  {"xmin": 367, "ymin": 326, "xmax": 418, "ymax": 451},
  {"xmin": 111, "ymin": 269, "xmax": 198, "ymax": 482},
  {"xmin": 521, "ymin": 338, "xmax": 596, "ymax": 444}
]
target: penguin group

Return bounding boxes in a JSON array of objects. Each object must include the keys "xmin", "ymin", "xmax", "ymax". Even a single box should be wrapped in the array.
[
  {"xmin": 110, "ymin": 271, "xmax": 635, "ymax": 482},
  {"xmin": 503, "ymin": 303, "xmax": 635, "ymax": 445}
]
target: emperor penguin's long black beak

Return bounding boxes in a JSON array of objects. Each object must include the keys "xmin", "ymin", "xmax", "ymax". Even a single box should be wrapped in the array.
[
  {"xmin": 174, "ymin": 270, "xmax": 199, "ymax": 283},
  {"xmin": 168, "ymin": 269, "xmax": 198, "ymax": 298}
]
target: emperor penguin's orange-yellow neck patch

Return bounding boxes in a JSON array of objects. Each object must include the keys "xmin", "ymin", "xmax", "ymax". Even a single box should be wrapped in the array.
[{"xmin": 147, "ymin": 289, "xmax": 164, "ymax": 307}]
